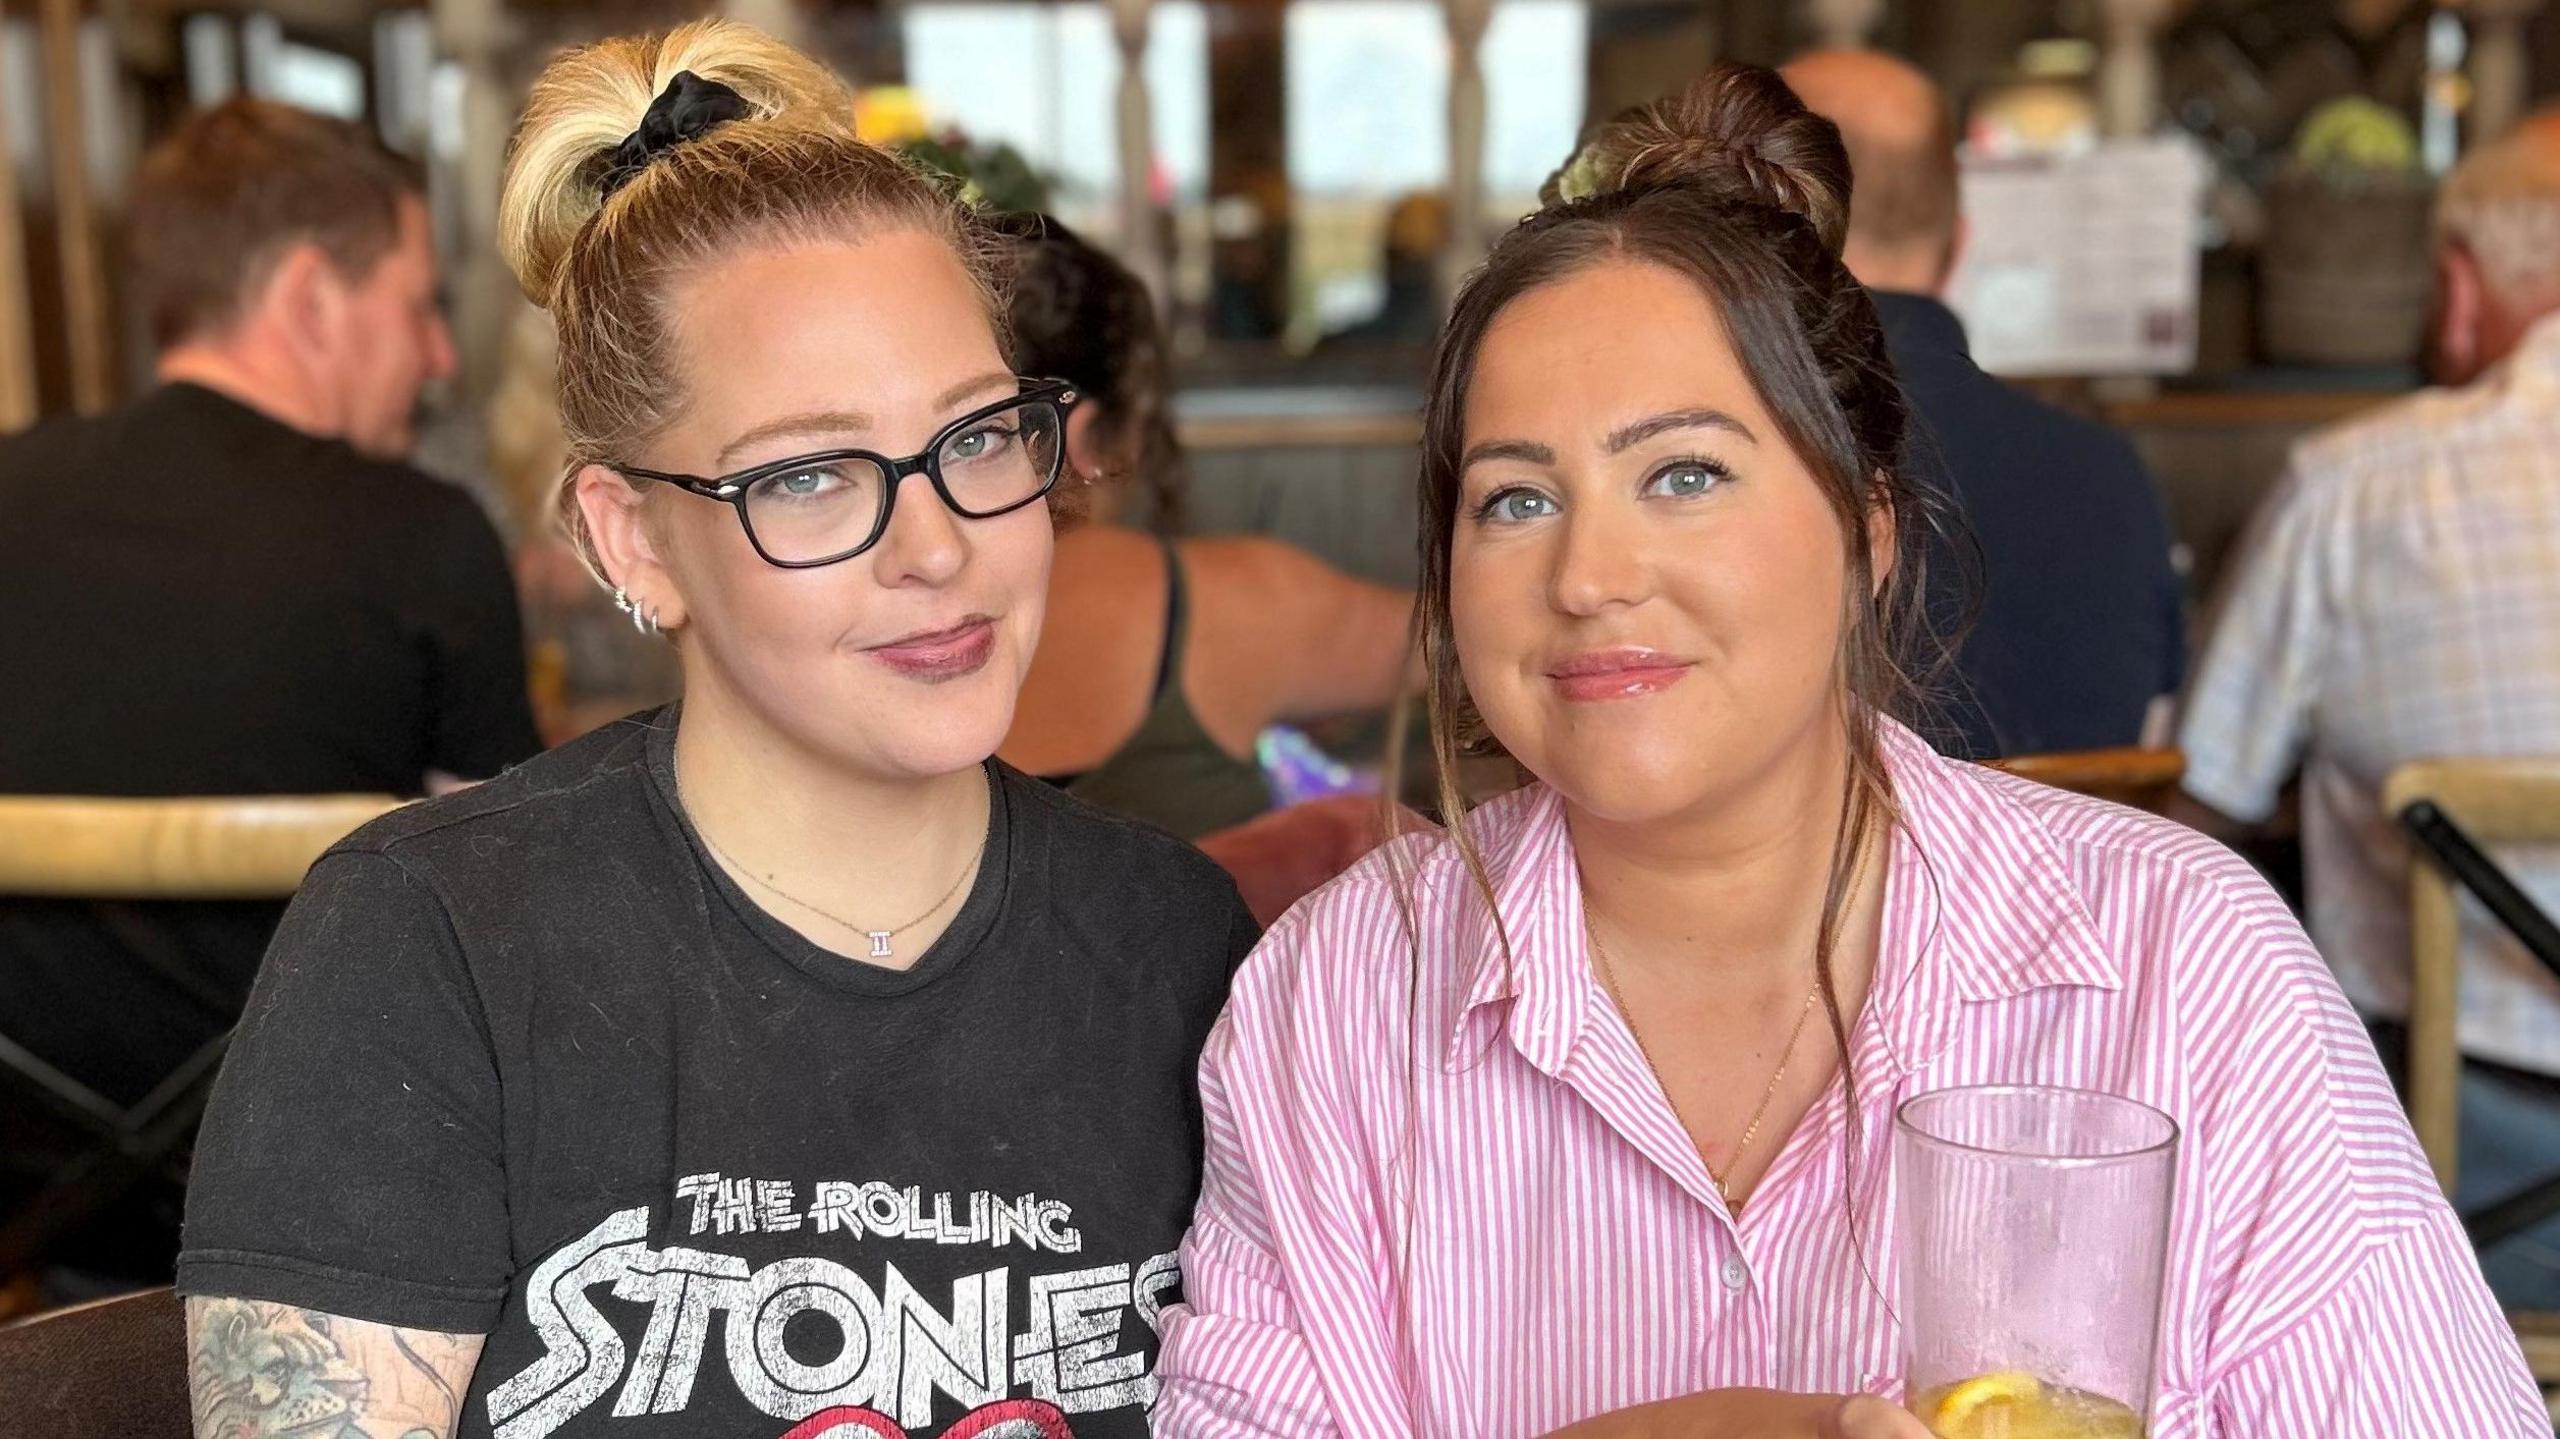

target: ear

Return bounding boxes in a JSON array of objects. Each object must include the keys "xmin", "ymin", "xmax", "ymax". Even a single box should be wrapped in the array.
[
  {"xmin": 574, "ymin": 464, "xmax": 690, "ymax": 632},
  {"xmin": 1865, "ymin": 483, "xmax": 1898, "ymax": 598},
  {"xmin": 263, "ymin": 242, "xmax": 350, "ymax": 355},
  {"xmin": 1063, "ymin": 403, "xmax": 1114, "ymax": 483},
  {"xmin": 2432, "ymin": 245, "xmax": 2484, "ymax": 384}
]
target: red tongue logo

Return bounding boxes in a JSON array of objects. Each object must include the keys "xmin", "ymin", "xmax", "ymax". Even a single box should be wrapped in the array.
[
  {"xmin": 779, "ymin": 1409, "xmax": 904, "ymax": 1439},
  {"xmin": 940, "ymin": 1400, "xmax": 1077, "ymax": 1439},
  {"xmin": 778, "ymin": 1399, "xmax": 1075, "ymax": 1439}
]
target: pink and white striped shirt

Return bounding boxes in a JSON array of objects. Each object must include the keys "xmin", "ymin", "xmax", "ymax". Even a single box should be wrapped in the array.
[{"xmin": 1154, "ymin": 722, "xmax": 2543, "ymax": 1437}]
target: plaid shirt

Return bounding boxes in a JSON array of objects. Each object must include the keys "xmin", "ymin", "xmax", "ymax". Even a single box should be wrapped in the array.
[{"xmin": 2181, "ymin": 312, "xmax": 2560, "ymax": 1074}]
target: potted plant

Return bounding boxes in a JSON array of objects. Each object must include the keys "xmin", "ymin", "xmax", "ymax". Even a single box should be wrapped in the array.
[{"xmin": 2258, "ymin": 95, "xmax": 2433, "ymax": 367}]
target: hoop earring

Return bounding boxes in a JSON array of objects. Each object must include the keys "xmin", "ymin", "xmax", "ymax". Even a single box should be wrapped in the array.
[{"xmin": 612, "ymin": 587, "xmax": 663, "ymax": 638}]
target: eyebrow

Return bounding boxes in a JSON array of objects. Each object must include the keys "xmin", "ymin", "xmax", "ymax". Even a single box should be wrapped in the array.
[
  {"xmin": 1459, "ymin": 407, "xmax": 1760, "ymax": 477},
  {"xmin": 712, "ymin": 372, "xmax": 1021, "ymax": 470},
  {"xmin": 1459, "ymin": 439, "xmax": 1556, "ymax": 472},
  {"xmin": 1604, "ymin": 407, "xmax": 1758, "ymax": 453}
]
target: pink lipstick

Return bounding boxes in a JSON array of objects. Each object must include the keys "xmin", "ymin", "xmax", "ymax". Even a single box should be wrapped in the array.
[
  {"xmin": 1547, "ymin": 647, "xmax": 1693, "ymax": 702},
  {"xmin": 867, "ymin": 617, "xmax": 996, "ymax": 681}
]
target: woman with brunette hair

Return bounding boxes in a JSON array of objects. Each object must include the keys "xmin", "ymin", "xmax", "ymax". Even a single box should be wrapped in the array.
[
  {"xmin": 1153, "ymin": 66, "xmax": 2539, "ymax": 1437},
  {"xmin": 989, "ymin": 212, "xmax": 1415, "ymax": 841},
  {"xmin": 176, "ymin": 22, "xmax": 1249, "ymax": 1438}
]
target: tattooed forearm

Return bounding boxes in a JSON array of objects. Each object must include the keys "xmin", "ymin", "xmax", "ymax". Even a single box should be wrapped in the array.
[{"xmin": 185, "ymin": 1296, "xmax": 484, "ymax": 1439}]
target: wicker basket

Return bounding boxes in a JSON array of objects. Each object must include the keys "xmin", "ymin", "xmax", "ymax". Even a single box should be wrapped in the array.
[{"xmin": 2258, "ymin": 170, "xmax": 2435, "ymax": 368}]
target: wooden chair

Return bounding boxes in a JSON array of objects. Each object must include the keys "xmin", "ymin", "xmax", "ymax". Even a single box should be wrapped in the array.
[
  {"xmin": 2380, "ymin": 758, "xmax": 2560, "ymax": 1395},
  {"xmin": 0, "ymin": 1286, "xmax": 189, "ymax": 1438},
  {"xmin": 0, "ymin": 794, "xmax": 400, "ymax": 1277},
  {"xmin": 1988, "ymin": 747, "xmax": 2187, "ymax": 812}
]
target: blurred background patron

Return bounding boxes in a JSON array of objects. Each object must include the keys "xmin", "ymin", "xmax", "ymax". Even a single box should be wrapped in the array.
[
  {"xmin": 993, "ymin": 213, "xmax": 1415, "ymax": 839},
  {"xmin": 0, "ymin": 98, "xmax": 536, "ymax": 1132},
  {"xmin": 1784, "ymin": 47, "xmax": 2186, "ymax": 759},
  {"xmin": 2179, "ymin": 108, "xmax": 2560, "ymax": 1309}
]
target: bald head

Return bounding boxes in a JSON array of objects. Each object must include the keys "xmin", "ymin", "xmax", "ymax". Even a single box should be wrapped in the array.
[
  {"xmin": 2432, "ymin": 107, "xmax": 2560, "ymax": 382},
  {"xmin": 1780, "ymin": 48, "xmax": 1961, "ymax": 294}
]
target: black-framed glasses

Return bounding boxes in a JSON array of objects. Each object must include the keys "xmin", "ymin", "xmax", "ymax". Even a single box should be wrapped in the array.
[{"xmin": 614, "ymin": 379, "xmax": 1080, "ymax": 569}]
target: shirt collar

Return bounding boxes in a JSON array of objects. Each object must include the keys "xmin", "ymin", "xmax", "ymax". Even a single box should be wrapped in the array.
[
  {"xmin": 1873, "ymin": 720, "xmax": 2122, "ymax": 1000},
  {"xmin": 1442, "ymin": 719, "xmax": 2122, "ymax": 1076},
  {"xmin": 1445, "ymin": 784, "xmax": 1589, "ymax": 1076}
]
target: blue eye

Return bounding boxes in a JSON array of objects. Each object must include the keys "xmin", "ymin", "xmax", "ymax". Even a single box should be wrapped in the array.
[
  {"xmin": 1646, "ymin": 459, "xmax": 1730, "ymax": 498},
  {"xmin": 943, "ymin": 421, "xmax": 1019, "ymax": 464},
  {"xmin": 1475, "ymin": 487, "xmax": 1559, "ymax": 524},
  {"xmin": 745, "ymin": 461, "xmax": 863, "ymax": 507}
]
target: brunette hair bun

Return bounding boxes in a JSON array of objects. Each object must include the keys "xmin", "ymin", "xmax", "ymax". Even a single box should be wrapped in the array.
[{"xmin": 1545, "ymin": 63, "xmax": 1853, "ymax": 257}]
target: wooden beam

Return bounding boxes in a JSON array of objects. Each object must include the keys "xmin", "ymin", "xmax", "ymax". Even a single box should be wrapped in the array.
[
  {"xmin": 38, "ymin": 0, "xmax": 112, "ymax": 414},
  {"xmin": 1110, "ymin": 0, "xmax": 1166, "ymax": 311},
  {"xmin": 2463, "ymin": 0, "xmax": 2549, "ymax": 143},
  {"xmin": 2096, "ymin": 0, "xmax": 2175, "ymax": 138},
  {"xmin": 1439, "ymin": 0, "xmax": 1493, "ymax": 299},
  {"xmin": 0, "ymin": 39, "xmax": 38, "ymax": 430}
]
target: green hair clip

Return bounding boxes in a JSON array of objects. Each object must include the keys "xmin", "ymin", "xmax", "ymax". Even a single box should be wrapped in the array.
[{"xmin": 1555, "ymin": 147, "xmax": 1605, "ymax": 205}]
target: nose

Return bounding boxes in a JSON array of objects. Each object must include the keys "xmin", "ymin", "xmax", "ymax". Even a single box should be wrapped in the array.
[
  {"xmin": 870, "ymin": 470, "xmax": 969, "ymax": 588},
  {"xmin": 1547, "ymin": 492, "xmax": 1652, "ymax": 617}
]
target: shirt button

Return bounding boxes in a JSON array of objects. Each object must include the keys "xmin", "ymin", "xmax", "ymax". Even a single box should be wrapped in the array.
[{"xmin": 1719, "ymin": 1255, "xmax": 1749, "ymax": 1291}]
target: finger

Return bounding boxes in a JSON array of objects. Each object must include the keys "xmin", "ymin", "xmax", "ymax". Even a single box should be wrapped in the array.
[{"xmin": 1830, "ymin": 1394, "xmax": 1935, "ymax": 1439}]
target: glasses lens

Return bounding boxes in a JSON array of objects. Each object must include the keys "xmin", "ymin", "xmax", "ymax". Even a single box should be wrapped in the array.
[
  {"xmin": 740, "ymin": 456, "xmax": 891, "ymax": 564},
  {"xmin": 935, "ymin": 399, "xmax": 1064, "ymax": 516}
]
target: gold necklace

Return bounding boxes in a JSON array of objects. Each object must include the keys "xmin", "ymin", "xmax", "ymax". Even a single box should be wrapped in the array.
[
  {"xmin": 1586, "ymin": 919, "xmax": 1822, "ymax": 1208},
  {"xmin": 692, "ymin": 814, "xmax": 981, "ymax": 962}
]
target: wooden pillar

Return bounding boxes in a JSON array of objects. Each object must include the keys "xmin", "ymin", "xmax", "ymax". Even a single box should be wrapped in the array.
[
  {"xmin": 1109, "ymin": 0, "xmax": 1166, "ymax": 308},
  {"xmin": 1804, "ymin": 0, "xmax": 1884, "ymax": 50},
  {"xmin": 2464, "ymin": 0, "xmax": 2547, "ymax": 143},
  {"xmin": 723, "ymin": 0, "xmax": 808, "ymax": 52},
  {"xmin": 432, "ymin": 0, "xmax": 513, "ymax": 403},
  {"xmin": 2096, "ymin": 0, "xmax": 2174, "ymax": 139},
  {"xmin": 38, "ymin": 0, "xmax": 110, "ymax": 414},
  {"xmin": 0, "ymin": 41, "xmax": 37, "ymax": 430},
  {"xmin": 1439, "ymin": 0, "xmax": 1494, "ymax": 298}
]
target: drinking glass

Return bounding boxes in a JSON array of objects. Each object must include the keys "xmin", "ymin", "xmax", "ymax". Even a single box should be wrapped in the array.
[{"xmin": 1896, "ymin": 1085, "xmax": 2178, "ymax": 1439}]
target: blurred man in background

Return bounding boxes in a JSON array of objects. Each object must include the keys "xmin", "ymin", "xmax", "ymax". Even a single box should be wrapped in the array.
[
  {"xmin": 1782, "ymin": 49, "xmax": 2186, "ymax": 760},
  {"xmin": 0, "ymin": 99, "xmax": 538, "ymax": 1255},
  {"xmin": 2179, "ymin": 110, "xmax": 2560, "ymax": 1308}
]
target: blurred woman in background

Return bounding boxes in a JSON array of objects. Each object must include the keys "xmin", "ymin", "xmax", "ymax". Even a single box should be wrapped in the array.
[{"xmin": 992, "ymin": 213, "xmax": 1416, "ymax": 840}]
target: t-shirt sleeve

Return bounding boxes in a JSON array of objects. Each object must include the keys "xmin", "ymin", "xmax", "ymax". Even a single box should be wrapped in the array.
[
  {"xmin": 417, "ymin": 490, "xmax": 542, "ymax": 780},
  {"xmin": 1224, "ymin": 884, "xmax": 1262, "ymax": 977},
  {"xmin": 178, "ymin": 849, "xmax": 513, "ymax": 1335}
]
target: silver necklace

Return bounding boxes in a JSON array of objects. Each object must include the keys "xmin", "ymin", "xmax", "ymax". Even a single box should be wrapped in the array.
[{"xmin": 688, "ymin": 792, "xmax": 984, "ymax": 961}]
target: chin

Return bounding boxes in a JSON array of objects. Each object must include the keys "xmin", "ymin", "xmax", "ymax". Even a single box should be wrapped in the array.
[
  {"xmin": 1535, "ymin": 755, "xmax": 1722, "ymax": 827},
  {"xmin": 1506, "ymin": 711, "xmax": 1767, "ymax": 827},
  {"xmin": 849, "ymin": 688, "xmax": 1020, "ymax": 781}
]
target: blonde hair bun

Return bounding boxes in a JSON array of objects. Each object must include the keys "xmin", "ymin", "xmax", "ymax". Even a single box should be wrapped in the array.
[
  {"xmin": 1546, "ymin": 64, "xmax": 1853, "ymax": 258},
  {"xmin": 498, "ymin": 18, "xmax": 857, "ymax": 307}
]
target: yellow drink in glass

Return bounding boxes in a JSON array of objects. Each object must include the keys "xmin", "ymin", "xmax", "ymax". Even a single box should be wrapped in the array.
[{"xmin": 1916, "ymin": 1372, "xmax": 2147, "ymax": 1439}]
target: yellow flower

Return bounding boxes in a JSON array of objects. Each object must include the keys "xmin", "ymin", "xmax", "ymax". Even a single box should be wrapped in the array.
[{"xmin": 856, "ymin": 87, "xmax": 932, "ymax": 148}]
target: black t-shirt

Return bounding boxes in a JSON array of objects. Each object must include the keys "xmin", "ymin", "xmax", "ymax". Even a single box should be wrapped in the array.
[
  {"xmin": 178, "ymin": 712, "xmax": 1255, "ymax": 1439},
  {"xmin": 0, "ymin": 383, "xmax": 541, "ymax": 1106}
]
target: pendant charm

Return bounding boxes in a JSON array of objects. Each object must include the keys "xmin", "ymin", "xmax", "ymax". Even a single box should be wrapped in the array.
[{"xmin": 867, "ymin": 930, "xmax": 893, "ymax": 959}]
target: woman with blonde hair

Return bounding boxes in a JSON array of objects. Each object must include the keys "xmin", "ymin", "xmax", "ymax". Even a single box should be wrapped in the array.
[
  {"xmin": 176, "ymin": 22, "xmax": 1250, "ymax": 1438},
  {"xmin": 1154, "ymin": 65, "xmax": 2539, "ymax": 1437}
]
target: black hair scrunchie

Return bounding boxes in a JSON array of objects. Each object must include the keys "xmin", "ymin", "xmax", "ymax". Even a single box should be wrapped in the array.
[{"xmin": 597, "ymin": 70, "xmax": 752, "ymax": 199}]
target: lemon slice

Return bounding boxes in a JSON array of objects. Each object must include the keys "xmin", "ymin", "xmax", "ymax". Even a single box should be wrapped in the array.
[{"xmin": 1932, "ymin": 1371, "xmax": 2043, "ymax": 1435}]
